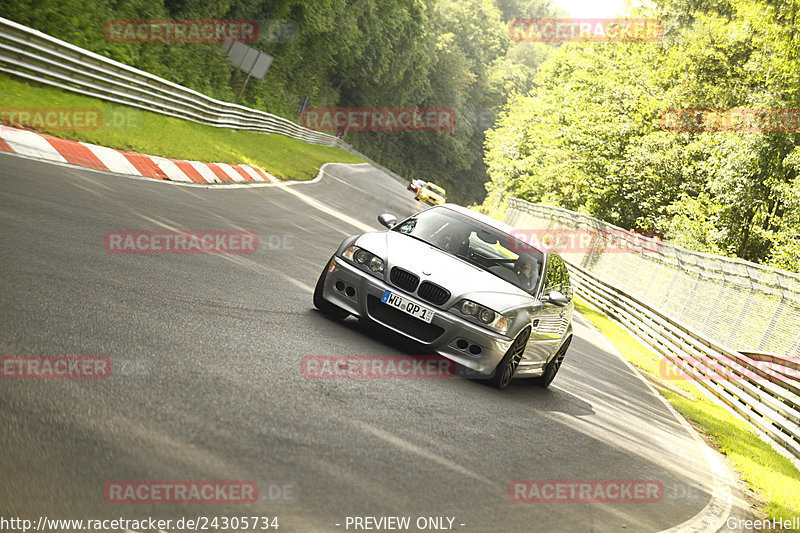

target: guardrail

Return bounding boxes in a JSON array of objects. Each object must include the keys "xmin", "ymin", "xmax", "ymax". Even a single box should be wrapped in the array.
[
  {"xmin": 505, "ymin": 199, "xmax": 800, "ymax": 461},
  {"xmin": 0, "ymin": 16, "xmax": 408, "ymax": 185},
  {"xmin": 0, "ymin": 17, "xmax": 347, "ymax": 145}
]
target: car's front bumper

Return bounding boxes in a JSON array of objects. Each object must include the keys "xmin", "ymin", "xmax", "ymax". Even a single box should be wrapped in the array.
[{"xmin": 321, "ymin": 257, "xmax": 513, "ymax": 375}]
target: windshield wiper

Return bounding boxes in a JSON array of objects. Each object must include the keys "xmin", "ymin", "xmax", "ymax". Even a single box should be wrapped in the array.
[{"xmin": 454, "ymin": 252, "xmax": 484, "ymax": 269}]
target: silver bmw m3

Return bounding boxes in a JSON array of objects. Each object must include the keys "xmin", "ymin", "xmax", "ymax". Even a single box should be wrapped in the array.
[{"xmin": 313, "ymin": 204, "xmax": 574, "ymax": 389}]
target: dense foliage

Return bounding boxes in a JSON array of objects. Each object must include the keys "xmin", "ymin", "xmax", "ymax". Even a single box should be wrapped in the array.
[
  {"xmin": 0, "ymin": 0, "xmax": 556, "ymax": 205},
  {"xmin": 3, "ymin": 0, "xmax": 798, "ymax": 270},
  {"xmin": 483, "ymin": 0, "xmax": 800, "ymax": 271}
]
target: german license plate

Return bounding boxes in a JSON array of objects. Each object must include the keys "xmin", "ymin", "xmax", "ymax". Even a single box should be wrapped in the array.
[{"xmin": 381, "ymin": 290, "xmax": 435, "ymax": 323}]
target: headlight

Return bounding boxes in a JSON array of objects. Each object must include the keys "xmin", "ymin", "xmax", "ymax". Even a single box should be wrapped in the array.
[
  {"xmin": 453, "ymin": 299, "xmax": 508, "ymax": 335},
  {"xmin": 368, "ymin": 256, "xmax": 384, "ymax": 272},
  {"xmin": 355, "ymin": 249, "xmax": 371, "ymax": 264},
  {"xmin": 478, "ymin": 308, "xmax": 495, "ymax": 324},
  {"xmin": 460, "ymin": 300, "xmax": 478, "ymax": 315},
  {"xmin": 342, "ymin": 245, "xmax": 385, "ymax": 277}
]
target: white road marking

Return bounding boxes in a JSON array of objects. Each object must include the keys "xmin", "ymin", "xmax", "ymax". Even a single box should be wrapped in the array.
[
  {"xmin": 576, "ymin": 311, "xmax": 735, "ymax": 532},
  {"xmin": 275, "ymin": 178, "xmax": 374, "ymax": 233}
]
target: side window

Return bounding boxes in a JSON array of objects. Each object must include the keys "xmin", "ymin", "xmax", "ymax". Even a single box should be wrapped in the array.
[{"xmin": 543, "ymin": 254, "xmax": 572, "ymax": 300}]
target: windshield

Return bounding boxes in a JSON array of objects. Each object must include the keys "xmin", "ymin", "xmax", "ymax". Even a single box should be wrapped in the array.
[
  {"xmin": 425, "ymin": 184, "xmax": 445, "ymax": 196},
  {"xmin": 392, "ymin": 207, "xmax": 543, "ymax": 293}
]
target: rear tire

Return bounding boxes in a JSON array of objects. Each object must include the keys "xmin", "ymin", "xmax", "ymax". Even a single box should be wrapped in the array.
[
  {"xmin": 534, "ymin": 337, "xmax": 571, "ymax": 388},
  {"xmin": 313, "ymin": 257, "xmax": 350, "ymax": 320},
  {"xmin": 489, "ymin": 328, "xmax": 531, "ymax": 390}
]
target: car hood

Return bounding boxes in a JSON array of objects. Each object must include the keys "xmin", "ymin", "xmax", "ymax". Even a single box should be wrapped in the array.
[{"xmin": 355, "ymin": 231, "xmax": 534, "ymax": 311}]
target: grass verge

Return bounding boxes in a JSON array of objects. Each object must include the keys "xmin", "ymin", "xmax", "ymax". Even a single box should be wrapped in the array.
[
  {"xmin": 574, "ymin": 295, "xmax": 800, "ymax": 529},
  {"xmin": 0, "ymin": 73, "xmax": 365, "ymax": 180}
]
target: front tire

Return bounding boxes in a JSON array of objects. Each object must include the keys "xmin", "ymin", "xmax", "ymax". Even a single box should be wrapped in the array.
[
  {"xmin": 313, "ymin": 257, "xmax": 350, "ymax": 320},
  {"xmin": 489, "ymin": 328, "xmax": 531, "ymax": 390},
  {"xmin": 534, "ymin": 337, "xmax": 571, "ymax": 388}
]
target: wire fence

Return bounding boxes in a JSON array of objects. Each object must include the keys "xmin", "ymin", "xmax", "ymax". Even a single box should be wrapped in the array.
[{"xmin": 505, "ymin": 198, "xmax": 800, "ymax": 359}]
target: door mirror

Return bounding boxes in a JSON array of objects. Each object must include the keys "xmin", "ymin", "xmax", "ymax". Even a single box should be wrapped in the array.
[
  {"xmin": 378, "ymin": 214, "xmax": 397, "ymax": 229},
  {"xmin": 542, "ymin": 291, "xmax": 569, "ymax": 307}
]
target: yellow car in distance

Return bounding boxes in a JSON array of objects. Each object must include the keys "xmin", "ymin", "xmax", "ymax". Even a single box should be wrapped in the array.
[{"xmin": 415, "ymin": 182, "xmax": 447, "ymax": 206}]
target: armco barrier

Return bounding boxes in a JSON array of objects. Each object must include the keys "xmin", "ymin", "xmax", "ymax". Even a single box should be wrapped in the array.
[
  {"xmin": 0, "ymin": 16, "xmax": 407, "ymax": 184},
  {"xmin": 505, "ymin": 198, "xmax": 800, "ymax": 460}
]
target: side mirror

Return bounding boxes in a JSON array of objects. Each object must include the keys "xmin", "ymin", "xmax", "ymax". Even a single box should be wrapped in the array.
[
  {"xmin": 542, "ymin": 291, "xmax": 569, "ymax": 307},
  {"xmin": 378, "ymin": 214, "xmax": 397, "ymax": 229}
]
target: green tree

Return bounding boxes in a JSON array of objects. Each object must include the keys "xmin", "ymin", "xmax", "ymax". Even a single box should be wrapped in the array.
[{"xmin": 482, "ymin": 0, "xmax": 800, "ymax": 272}]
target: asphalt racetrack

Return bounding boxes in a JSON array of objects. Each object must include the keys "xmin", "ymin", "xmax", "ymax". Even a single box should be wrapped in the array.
[{"xmin": 0, "ymin": 153, "xmax": 753, "ymax": 532}]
